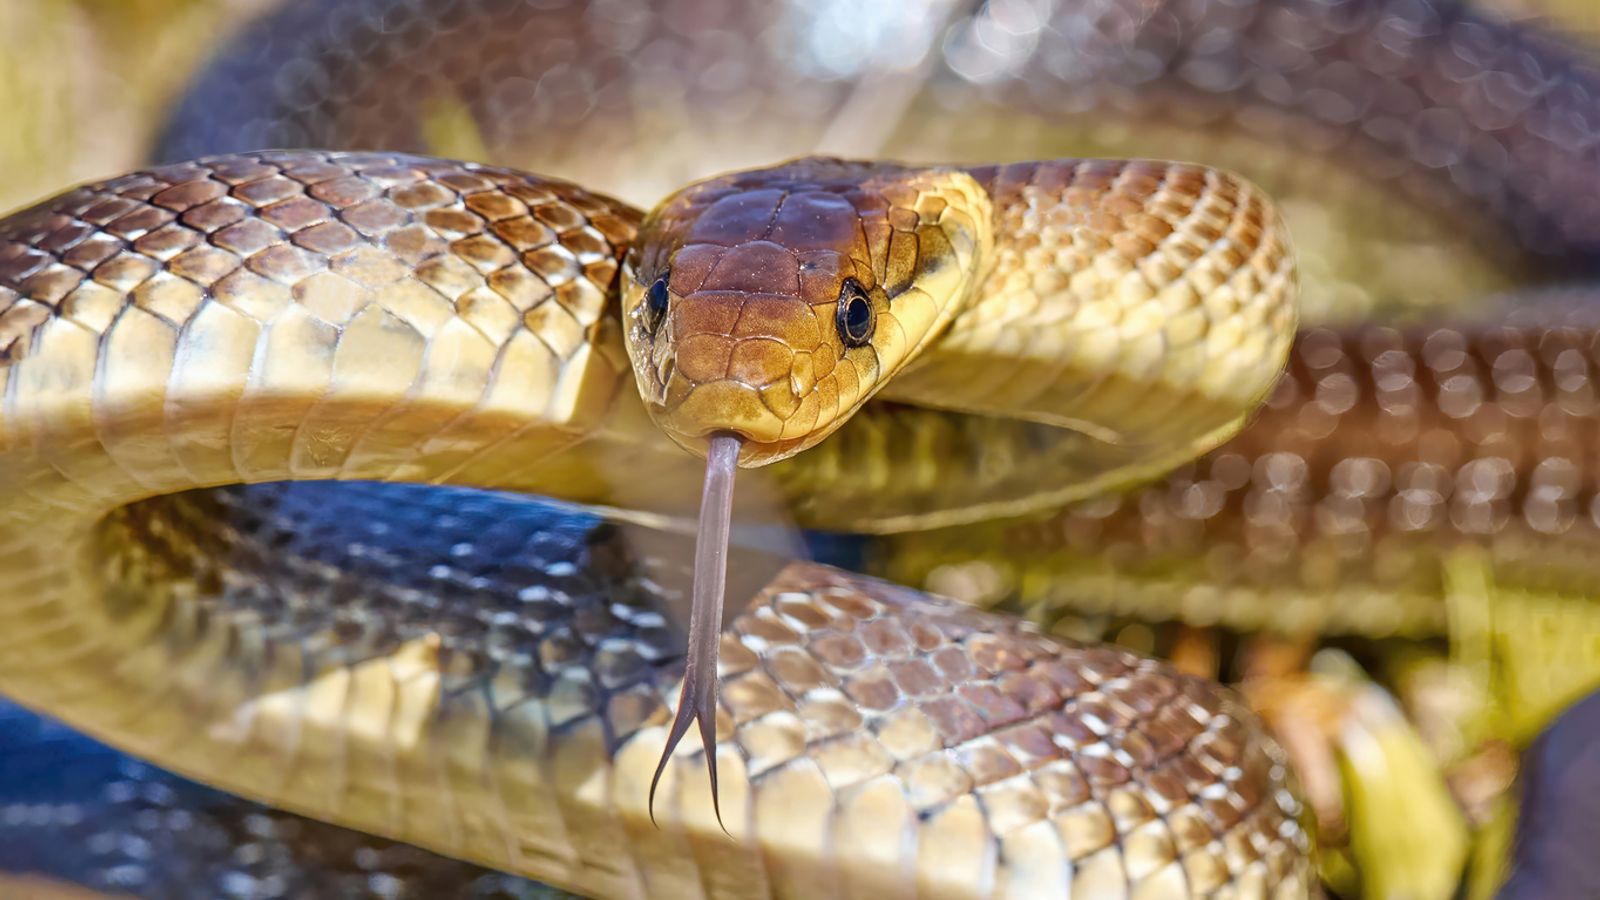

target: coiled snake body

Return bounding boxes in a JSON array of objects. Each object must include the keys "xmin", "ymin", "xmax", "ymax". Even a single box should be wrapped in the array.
[
  {"xmin": 0, "ymin": 140, "xmax": 1302, "ymax": 897},
  {"xmin": 2, "ymin": 0, "xmax": 1598, "ymax": 896}
]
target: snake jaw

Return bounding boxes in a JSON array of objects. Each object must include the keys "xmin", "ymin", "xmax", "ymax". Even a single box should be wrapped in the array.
[{"xmin": 661, "ymin": 382, "xmax": 788, "ymax": 444}]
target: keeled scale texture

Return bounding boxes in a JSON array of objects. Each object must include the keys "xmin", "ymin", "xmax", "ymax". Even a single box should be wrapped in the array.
[
  {"xmin": 0, "ymin": 150, "xmax": 637, "ymax": 391},
  {"xmin": 888, "ymin": 160, "xmax": 1296, "ymax": 457},
  {"xmin": 83, "ymin": 483, "xmax": 1309, "ymax": 897}
]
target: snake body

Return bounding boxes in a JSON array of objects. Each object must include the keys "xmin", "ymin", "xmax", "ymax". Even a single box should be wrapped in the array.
[
  {"xmin": 5, "ymin": 0, "xmax": 1600, "ymax": 896},
  {"xmin": 0, "ymin": 140, "xmax": 1303, "ymax": 897},
  {"xmin": 881, "ymin": 312, "xmax": 1600, "ymax": 641}
]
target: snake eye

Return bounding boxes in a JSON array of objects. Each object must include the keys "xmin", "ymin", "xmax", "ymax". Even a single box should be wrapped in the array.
[
  {"xmin": 836, "ymin": 278, "xmax": 874, "ymax": 347},
  {"xmin": 643, "ymin": 275, "xmax": 670, "ymax": 333}
]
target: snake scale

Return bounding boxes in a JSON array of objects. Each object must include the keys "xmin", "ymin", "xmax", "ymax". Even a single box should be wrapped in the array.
[{"xmin": 2, "ymin": 0, "xmax": 1599, "ymax": 897}]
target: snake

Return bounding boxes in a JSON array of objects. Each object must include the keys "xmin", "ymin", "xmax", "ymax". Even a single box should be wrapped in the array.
[
  {"xmin": 0, "ymin": 141, "xmax": 1303, "ymax": 900},
  {"xmin": 0, "ymin": 9, "xmax": 1308, "ymax": 900},
  {"xmin": 2, "ymin": 0, "xmax": 1598, "ymax": 896}
]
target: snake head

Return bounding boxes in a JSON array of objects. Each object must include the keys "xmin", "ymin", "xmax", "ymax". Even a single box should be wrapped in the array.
[{"xmin": 622, "ymin": 158, "xmax": 991, "ymax": 466}]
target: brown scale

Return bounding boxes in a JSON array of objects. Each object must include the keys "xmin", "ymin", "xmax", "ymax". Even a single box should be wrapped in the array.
[
  {"xmin": 883, "ymin": 312, "xmax": 1600, "ymax": 638},
  {"xmin": 68, "ymin": 484, "xmax": 1308, "ymax": 895},
  {"xmin": 11, "ymin": 0, "xmax": 1600, "ymax": 892}
]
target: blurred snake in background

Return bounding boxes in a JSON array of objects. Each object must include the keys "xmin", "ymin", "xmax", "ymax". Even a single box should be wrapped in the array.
[{"xmin": 1, "ymin": 0, "xmax": 1598, "ymax": 897}]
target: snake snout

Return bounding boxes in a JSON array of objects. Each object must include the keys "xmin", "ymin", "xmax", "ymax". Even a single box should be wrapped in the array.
[{"xmin": 649, "ymin": 289, "xmax": 821, "ymax": 459}]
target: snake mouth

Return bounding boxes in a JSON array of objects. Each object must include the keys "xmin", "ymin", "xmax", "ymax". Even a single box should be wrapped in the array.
[{"xmin": 655, "ymin": 381, "xmax": 806, "ymax": 466}]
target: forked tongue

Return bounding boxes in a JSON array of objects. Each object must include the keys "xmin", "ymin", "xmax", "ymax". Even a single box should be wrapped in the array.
[{"xmin": 649, "ymin": 432, "xmax": 741, "ymax": 830}]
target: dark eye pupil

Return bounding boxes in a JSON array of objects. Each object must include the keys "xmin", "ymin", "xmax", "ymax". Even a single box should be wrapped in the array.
[
  {"xmin": 837, "ymin": 278, "xmax": 874, "ymax": 347},
  {"xmin": 845, "ymin": 297, "xmax": 870, "ymax": 336},
  {"xmin": 644, "ymin": 276, "xmax": 669, "ymax": 331}
]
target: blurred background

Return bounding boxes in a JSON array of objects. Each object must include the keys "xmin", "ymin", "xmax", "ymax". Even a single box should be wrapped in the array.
[
  {"xmin": 0, "ymin": 0, "xmax": 1594, "ymax": 216},
  {"xmin": 5, "ymin": 0, "xmax": 1600, "ymax": 897}
]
